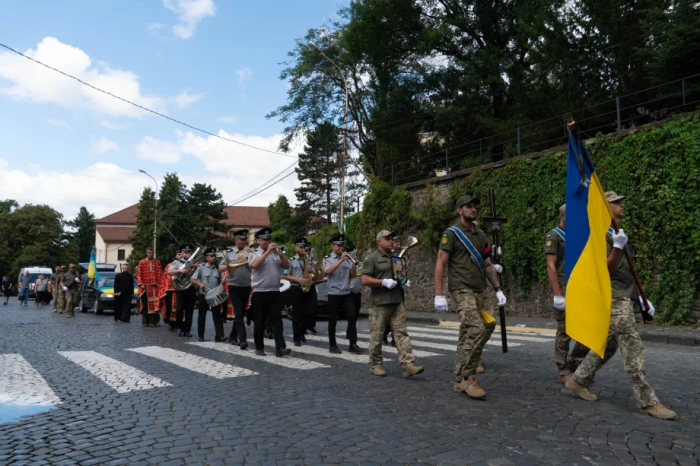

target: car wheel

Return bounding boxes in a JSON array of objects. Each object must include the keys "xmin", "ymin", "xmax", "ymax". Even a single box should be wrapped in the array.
[
  {"xmin": 79, "ymin": 297, "xmax": 89, "ymax": 313},
  {"xmin": 94, "ymin": 300, "xmax": 104, "ymax": 315}
]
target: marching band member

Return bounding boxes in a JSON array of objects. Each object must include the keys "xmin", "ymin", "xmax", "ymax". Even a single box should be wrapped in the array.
[
  {"xmin": 168, "ymin": 244, "xmax": 197, "ymax": 337},
  {"xmin": 249, "ymin": 227, "xmax": 291, "ymax": 357},
  {"xmin": 191, "ymin": 247, "xmax": 226, "ymax": 342},
  {"xmin": 323, "ymin": 234, "xmax": 360, "ymax": 354},
  {"xmin": 283, "ymin": 237, "xmax": 316, "ymax": 347},
  {"xmin": 219, "ymin": 229, "xmax": 251, "ymax": 349}
]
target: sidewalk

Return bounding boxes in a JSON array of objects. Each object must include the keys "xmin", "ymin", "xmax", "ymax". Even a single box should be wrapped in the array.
[{"xmin": 359, "ymin": 309, "xmax": 700, "ymax": 347}]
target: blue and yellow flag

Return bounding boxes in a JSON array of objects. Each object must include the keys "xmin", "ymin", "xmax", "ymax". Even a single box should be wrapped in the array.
[
  {"xmin": 564, "ymin": 126, "xmax": 613, "ymax": 357},
  {"xmin": 87, "ymin": 248, "xmax": 102, "ymax": 282}
]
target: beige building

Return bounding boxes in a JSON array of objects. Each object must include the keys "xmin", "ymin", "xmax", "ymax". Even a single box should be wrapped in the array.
[{"xmin": 94, "ymin": 204, "xmax": 270, "ymax": 266}]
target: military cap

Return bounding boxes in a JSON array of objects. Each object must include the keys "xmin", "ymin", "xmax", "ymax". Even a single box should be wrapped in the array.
[
  {"xmin": 455, "ymin": 195, "xmax": 480, "ymax": 209},
  {"xmin": 181, "ymin": 244, "xmax": 193, "ymax": 252},
  {"xmin": 330, "ymin": 234, "xmax": 345, "ymax": 245},
  {"xmin": 233, "ymin": 229, "xmax": 249, "ymax": 240},
  {"xmin": 255, "ymin": 227, "xmax": 272, "ymax": 239},
  {"xmin": 605, "ymin": 191, "xmax": 626, "ymax": 203},
  {"xmin": 204, "ymin": 247, "xmax": 217, "ymax": 256},
  {"xmin": 294, "ymin": 237, "xmax": 309, "ymax": 246},
  {"xmin": 376, "ymin": 230, "xmax": 398, "ymax": 241},
  {"xmin": 69, "ymin": 263, "xmax": 76, "ymax": 269}
]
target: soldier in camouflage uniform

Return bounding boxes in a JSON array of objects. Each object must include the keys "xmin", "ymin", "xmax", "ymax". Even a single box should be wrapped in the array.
[
  {"xmin": 56, "ymin": 266, "xmax": 67, "ymax": 314},
  {"xmin": 51, "ymin": 266, "xmax": 62, "ymax": 313},
  {"xmin": 60, "ymin": 264, "xmax": 81, "ymax": 318},
  {"xmin": 565, "ymin": 192, "xmax": 677, "ymax": 420},
  {"xmin": 544, "ymin": 204, "xmax": 589, "ymax": 383},
  {"xmin": 434, "ymin": 195, "xmax": 507, "ymax": 400},
  {"xmin": 361, "ymin": 230, "xmax": 424, "ymax": 378}
]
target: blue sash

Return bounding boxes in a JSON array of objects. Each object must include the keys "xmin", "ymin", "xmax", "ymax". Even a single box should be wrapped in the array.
[
  {"xmin": 552, "ymin": 227, "xmax": 565, "ymax": 241},
  {"xmin": 607, "ymin": 227, "xmax": 631, "ymax": 253},
  {"xmin": 447, "ymin": 226, "xmax": 484, "ymax": 275}
]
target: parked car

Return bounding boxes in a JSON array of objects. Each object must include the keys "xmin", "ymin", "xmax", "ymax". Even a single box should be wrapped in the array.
[
  {"xmin": 79, "ymin": 272, "xmax": 138, "ymax": 315},
  {"xmin": 17, "ymin": 266, "xmax": 53, "ymax": 301}
]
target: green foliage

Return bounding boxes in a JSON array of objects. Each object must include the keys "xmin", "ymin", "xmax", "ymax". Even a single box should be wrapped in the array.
[
  {"xmin": 356, "ymin": 179, "xmax": 414, "ymax": 249},
  {"xmin": 129, "ymin": 188, "xmax": 159, "ymax": 271},
  {"xmin": 66, "ymin": 206, "xmax": 96, "ymax": 262},
  {"xmin": 0, "ymin": 199, "xmax": 18, "ymax": 214},
  {"xmin": 185, "ymin": 183, "xmax": 230, "ymax": 250}
]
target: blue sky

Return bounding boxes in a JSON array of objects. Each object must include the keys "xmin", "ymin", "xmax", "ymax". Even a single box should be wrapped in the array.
[{"xmin": 0, "ymin": 0, "xmax": 343, "ymax": 219}]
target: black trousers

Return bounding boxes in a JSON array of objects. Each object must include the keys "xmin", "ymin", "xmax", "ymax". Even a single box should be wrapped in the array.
[
  {"xmin": 164, "ymin": 290, "xmax": 174, "ymax": 327},
  {"xmin": 290, "ymin": 286, "xmax": 315, "ymax": 341},
  {"xmin": 227, "ymin": 285, "xmax": 250, "ymax": 343},
  {"xmin": 305, "ymin": 288, "xmax": 318, "ymax": 331},
  {"xmin": 197, "ymin": 294, "xmax": 224, "ymax": 340},
  {"xmin": 176, "ymin": 290, "xmax": 196, "ymax": 333},
  {"xmin": 115, "ymin": 294, "xmax": 133, "ymax": 321},
  {"xmin": 328, "ymin": 293, "xmax": 356, "ymax": 347},
  {"xmin": 252, "ymin": 291, "xmax": 286, "ymax": 351},
  {"xmin": 350, "ymin": 292, "xmax": 361, "ymax": 338}
]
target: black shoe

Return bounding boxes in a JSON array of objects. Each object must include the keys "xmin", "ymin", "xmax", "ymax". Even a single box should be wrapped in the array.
[
  {"xmin": 239, "ymin": 342, "xmax": 248, "ymax": 350},
  {"xmin": 184, "ymin": 332, "xmax": 193, "ymax": 337},
  {"xmin": 255, "ymin": 349, "xmax": 266, "ymax": 356},
  {"xmin": 349, "ymin": 344, "xmax": 361, "ymax": 354},
  {"xmin": 330, "ymin": 346, "xmax": 342, "ymax": 354},
  {"xmin": 391, "ymin": 339, "xmax": 396, "ymax": 347},
  {"xmin": 177, "ymin": 329, "xmax": 183, "ymax": 336},
  {"xmin": 309, "ymin": 328, "xmax": 318, "ymax": 335},
  {"xmin": 215, "ymin": 337, "xmax": 228, "ymax": 343},
  {"xmin": 198, "ymin": 337, "xmax": 205, "ymax": 342},
  {"xmin": 230, "ymin": 339, "xmax": 239, "ymax": 345},
  {"xmin": 169, "ymin": 326, "xmax": 175, "ymax": 332},
  {"xmin": 300, "ymin": 335, "xmax": 306, "ymax": 342},
  {"xmin": 294, "ymin": 340, "xmax": 301, "ymax": 347},
  {"xmin": 276, "ymin": 348, "xmax": 291, "ymax": 357},
  {"xmin": 382, "ymin": 336, "xmax": 389, "ymax": 344}
]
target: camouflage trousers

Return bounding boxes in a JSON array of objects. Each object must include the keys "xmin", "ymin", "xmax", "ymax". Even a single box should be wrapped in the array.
[
  {"xmin": 553, "ymin": 304, "xmax": 590, "ymax": 377},
  {"xmin": 368, "ymin": 302, "xmax": 414, "ymax": 369},
  {"xmin": 64, "ymin": 291, "xmax": 78, "ymax": 317},
  {"xmin": 57, "ymin": 290, "xmax": 66, "ymax": 313},
  {"xmin": 52, "ymin": 288, "xmax": 59, "ymax": 312},
  {"xmin": 572, "ymin": 298, "xmax": 659, "ymax": 408},
  {"xmin": 452, "ymin": 289, "xmax": 496, "ymax": 380}
]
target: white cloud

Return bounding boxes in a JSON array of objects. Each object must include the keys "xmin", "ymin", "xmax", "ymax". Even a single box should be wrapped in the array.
[
  {"xmin": 219, "ymin": 116, "xmax": 236, "ymax": 124},
  {"xmin": 44, "ymin": 118, "xmax": 71, "ymax": 129},
  {"xmin": 92, "ymin": 137, "xmax": 119, "ymax": 154},
  {"xmin": 100, "ymin": 120, "xmax": 130, "ymax": 130},
  {"xmin": 235, "ymin": 67, "xmax": 253, "ymax": 89},
  {"xmin": 0, "ymin": 37, "xmax": 165, "ymax": 118},
  {"xmin": 146, "ymin": 22, "xmax": 166, "ymax": 35},
  {"xmin": 163, "ymin": 0, "xmax": 216, "ymax": 39},
  {"xmin": 173, "ymin": 90, "xmax": 204, "ymax": 108},
  {"xmin": 136, "ymin": 136, "xmax": 182, "ymax": 163}
]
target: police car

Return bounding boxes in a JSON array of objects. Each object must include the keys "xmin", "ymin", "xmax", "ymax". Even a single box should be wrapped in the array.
[{"xmin": 78, "ymin": 264, "xmax": 138, "ymax": 315}]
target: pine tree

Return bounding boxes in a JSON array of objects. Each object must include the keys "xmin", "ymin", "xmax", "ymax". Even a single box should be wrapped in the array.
[
  {"xmin": 128, "ymin": 188, "xmax": 158, "ymax": 270},
  {"xmin": 156, "ymin": 173, "xmax": 188, "ymax": 261},
  {"xmin": 185, "ymin": 183, "xmax": 230, "ymax": 250},
  {"xmin": 67, "ymin": 206, "xmax": 96, "ymax": 262}
]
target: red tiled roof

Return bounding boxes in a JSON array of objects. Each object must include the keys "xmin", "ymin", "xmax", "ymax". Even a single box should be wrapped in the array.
[
  {"xmin": 96, "ymin": 204, "xmax": 139, "ymax": 225},
  {"xmin": 97, "ymin": 226, "xmax": 134, "ymax": 243},
  {"xmin": 222, "ymin": 206, "xmax": 269, "ymax": 228}
]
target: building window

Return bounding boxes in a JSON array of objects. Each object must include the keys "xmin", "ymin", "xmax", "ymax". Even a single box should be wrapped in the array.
[{"xmin": 117, "ymin": 249, "xmax": 126, "ymax": 261}]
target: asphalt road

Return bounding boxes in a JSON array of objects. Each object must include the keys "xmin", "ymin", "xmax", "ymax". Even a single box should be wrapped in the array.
[{"xmin": 0, "ymin": 299, "xmax": 698, "ymax": 465}]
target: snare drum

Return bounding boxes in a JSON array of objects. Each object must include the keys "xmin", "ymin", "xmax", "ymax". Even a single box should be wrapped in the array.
[
  {"xmin": 205, "ymin": 285, "xmax": 229, "ymax": 307},
  {"xmin": 279, "ymin": 279, "xmax": 291, "ymax": 293}
]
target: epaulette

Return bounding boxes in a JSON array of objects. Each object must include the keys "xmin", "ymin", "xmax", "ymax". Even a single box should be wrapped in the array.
[{"xmin": 324, "ymin": 254, "xmax": 331, "ymax": 258}]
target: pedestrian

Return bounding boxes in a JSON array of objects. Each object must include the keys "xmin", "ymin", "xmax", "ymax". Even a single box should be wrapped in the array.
[
  {"xmin": 114, "ymin": 263, "xmax": 135, "ymax": 323},
  {"xmin": 362, "ymin": 229, "xmax": 424, "ymax": 378},
  {"xmin": 218, "ymin": 229, "xmax": 251, "ymax": 349},
  {"xmin": 382, "ymin": 236, "xmax": 401, "ymax": 347},
  {"xmin": 159, "ymin": 252, "xmax": 182, "ymax": 331},
  {"xmin": 169, "ymin": 244, "xmax": 197, "ymax": 337},
  {"xmin": 434, "ymin": 195, "xmax": 507, "ymax": 399},
  {"xmin": 1, "ymin": 275, "xmax": 12, "ymax": 305},
  {"xmin": 249, "ymin": 227, "xmax": 291, "ymax": 357},
  {"xmin": 191, "ymin": 247, "xmax": 227, "ymax": 342},
  {"xmin": 35, "ymin": 275, "xmax": 49, "ymax": 305},
  {"xmin": 565, "ymin": 192, "xmax": 677, "ymax": 420},
  {"xmin": 324, "ymin": 234, "xmax": 360, "ymax": 354},
  {"xmin": 18, "ymin": 270, "xmax": 30, "ymax": 307},
  {"xmin": 282, "ymin": 238, "xmax": 316, "ymax": 347},
  {"xmin": 60, "ymin": 264, "xmax": 81, "ymax": 318},
  {"xmin": 137, "ymin": 248, "xmax": 162, "ymax": 327},
  {"xmin": 545, "ymin": 204, "xmax": 590, "ymax": 383}
]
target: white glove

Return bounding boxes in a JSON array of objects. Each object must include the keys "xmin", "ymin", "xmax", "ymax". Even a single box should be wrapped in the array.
[
  {"xmin": 553, "ymin": 295, "xmax": 566, "ymax": 310},
  {"xmin": 74, "ymin": 277, "xmax": 80, "ymax": 283},
  {"xmin": 493, "ymin": 264, "xmax": 503, "ymax": 273},
  {"xmin": 496, "ymin": 290, "xmax": 507, "ymax": 306},
  {"xmin": 612, "ymin": 228, "xmax": 628, "ymax": 250},
  {"xmin": 434, "ymin": 295, "xmax": 448, "ymax": 312},
  {"xmin": 497, "ymin": 246, "xmax": 502, "ymax": 256},
  {"xmin": 402, "ymin": 280, "xmax": 411, "ymax": 289},
  {"xmin": 639, "ymin": 296, "xmax": 655, "ymax": 316},
  {"xmin": 62, "ymin": 286, "xmax": 68, "ymax": 292},
  {"xmin": 381, "ymin": 279, "xmax": 397, "ymax": 289}
]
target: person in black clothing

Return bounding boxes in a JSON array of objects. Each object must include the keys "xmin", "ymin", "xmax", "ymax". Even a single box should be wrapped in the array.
[
  {"xmin": 1, "ymin": 275, "xmax": 12, "ymax": 305},
  {"xmin": 114, "ymin": 263, "xmax": 135, "ymax": 322}
]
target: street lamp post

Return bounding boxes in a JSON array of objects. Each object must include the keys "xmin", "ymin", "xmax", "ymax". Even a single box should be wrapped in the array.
[
  {"xmin": 308, "ymin": 41, "xmax": 348, "ymax": 232},
  {"xmin": 138, "ymin": 169, "xmax": 158, "ymax": 259}
]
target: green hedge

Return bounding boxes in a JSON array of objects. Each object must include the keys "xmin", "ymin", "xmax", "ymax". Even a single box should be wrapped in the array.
[{"xmin": 358, "ymin": 115, "xmax": 700, "ymax": 324}]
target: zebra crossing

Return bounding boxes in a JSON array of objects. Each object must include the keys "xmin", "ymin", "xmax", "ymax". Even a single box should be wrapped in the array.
[{"xmin": 0, "ymin": 324, "xmax": 553, "ymax": 408}]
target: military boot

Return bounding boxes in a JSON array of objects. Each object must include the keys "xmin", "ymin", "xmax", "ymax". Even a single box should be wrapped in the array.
[
  {"xmin": 565, "ymin": 377, "xmax": 598, "ymax": 401},
  {"xmin": 402, "ymin": 364, "xmax": 424, "ymax": 378},
  {"xmin": 454, "ymin": 376, "xmax": 486, "ymax": 399},
  {"xmin": 370, "ymin": 365, "xmax": 386, "ymax": 377},
  {"xmin": 641, "ymin": 403, "xmax": 677, "ymax": 420},
  {"xmin": 476, "ymin": 360, "xmax": 485, "ymax": 374},
  {"xmin": 557, "ymin": 370, "xmax": 572, "ymax": 384}
]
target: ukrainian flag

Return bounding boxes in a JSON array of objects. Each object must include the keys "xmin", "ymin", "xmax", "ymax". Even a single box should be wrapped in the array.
[
  {"xmin": 564, "ymin": 126, "xmax": 613, "ymax": 357},
  {"xmin": 88, "ymin": 248, "xmax": 102, "ymax": 282}
]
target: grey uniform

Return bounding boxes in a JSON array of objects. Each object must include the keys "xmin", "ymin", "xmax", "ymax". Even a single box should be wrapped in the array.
[
  {"xmin": 192, "ymin": 263, "xmax": 222, "ymax": 291},
  {"xmin": 286, "ymin": 255, "xmax": 308, "ymax": 288},
  {"xmin": 323, "ymin": 253, "xmax": 352, "ymax": 296},
  {"xmin": 220, "ymin": 248, "xmax": 251, "ymax": 287},
  {"xmin": 248, "ymin": 248, "xmax": 282, "ymax": 293},
  {"xmin": 324, "ymin": 252, "xmax": 357, "ymax": 348}
]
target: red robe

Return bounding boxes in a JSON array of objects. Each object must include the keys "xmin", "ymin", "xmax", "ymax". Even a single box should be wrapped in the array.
[
  {"xmin": 137, "ymin": 258, "xmax": 161, "ymax": 315},
  {"xmin": 222, "ymin": 272, "xmax": 235, "ymax": 320},
  {"xmin": 158, "ymin": 262, "xmax": 177, "ymax": 322}
]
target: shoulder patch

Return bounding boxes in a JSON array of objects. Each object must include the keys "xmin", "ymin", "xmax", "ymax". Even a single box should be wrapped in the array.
[
  {"xmin": 441, "ymin": 234, "xmax": 449, "ymax": 245},
  {"xmin": 324, "ymin": 254, "xmax": 331, "ymax": 258},
  {"xmin": 546, "ymin": 240, "xmax": 552, "ymax": 247}
]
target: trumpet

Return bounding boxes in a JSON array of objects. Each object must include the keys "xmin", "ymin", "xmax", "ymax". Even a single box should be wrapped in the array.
[{"xmin": 341, "ymin": 250, "xmax": 360, "ymax": 267}]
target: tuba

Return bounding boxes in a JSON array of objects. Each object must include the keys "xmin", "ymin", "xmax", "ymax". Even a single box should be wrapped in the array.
[
  {"xmin": 172, "ymin": 246, "xmax": 204, "ymax": 291},
  {"xmin": 393, "ymin": 236, "xmax": 420, "ymax": 285}
]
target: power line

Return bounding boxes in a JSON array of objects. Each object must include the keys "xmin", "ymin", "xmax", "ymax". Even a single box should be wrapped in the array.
[{"xmin": 0, "ymin": 42, "xmax": 296, "ymax": 159}]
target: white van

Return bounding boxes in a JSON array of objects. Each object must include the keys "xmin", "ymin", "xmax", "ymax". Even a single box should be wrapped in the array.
[{"xmin": 17, "ymin": 266, "xmax": 54, "ymax": 300}]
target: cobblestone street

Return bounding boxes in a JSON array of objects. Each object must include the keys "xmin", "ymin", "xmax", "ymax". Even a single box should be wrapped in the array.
[{"xmin": 1, "ymin": 300, "xmax": 698, "ymax": 465}]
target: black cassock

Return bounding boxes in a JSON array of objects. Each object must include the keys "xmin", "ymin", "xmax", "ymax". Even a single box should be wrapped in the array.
[{"xmin": 114, "ymin": 272, "xmax": 134, "ymax": 322}]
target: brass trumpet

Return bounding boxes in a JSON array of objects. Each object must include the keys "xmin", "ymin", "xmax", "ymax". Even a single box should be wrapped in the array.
[{"xmin": 341, "ymin": 251, "xmax": 360, "ymax": 267}]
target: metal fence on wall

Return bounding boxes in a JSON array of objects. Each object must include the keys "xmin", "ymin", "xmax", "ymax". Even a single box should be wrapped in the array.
[{"xmin": 387, "ymin": 73, "xmax": 700, "ymax": 186}]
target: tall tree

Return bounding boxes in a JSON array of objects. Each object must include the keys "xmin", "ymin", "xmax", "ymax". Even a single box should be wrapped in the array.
[
  {"xmin": 295, "ymin": 122, "xmax": 341, "ymax": 224},
  {"xmin": 185, "ymin": 183, "xmax": 230, "ymax": 250},
  {"xmin": 156, "ymin": 173, "xmax": 188, "ymax": 261},
  {"xmin": 66, "ymin": 206, "xmax": 96, "ymax": 262},
  {"xmin": 128, "ymin": 188, "xmax": 157, "ymax": 270},
  {"xmin": 0, "ymin": 199, "xmax": 18, "ymax": 214}
]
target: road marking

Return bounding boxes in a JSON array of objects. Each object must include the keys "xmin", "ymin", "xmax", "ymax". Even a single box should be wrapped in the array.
[
  {"xmin": 59, "ymin": 351, "xmax": 171, "ymax": 393},
  {"xmin": 406, "ymin": 326, "xmax": 551, "ymax": 343},
  {"xmin": 278, "ymin": 342, "xmax": 384, "ymax": 364},
  {"xmin": 299, "ymin": 334, "xmax": 442, "ymax": 357},
  {"xmin": 126, "ymin": 346, "xmax": 257, "ymax": 379},
  {"xmin": 188, "ymin": 342, "xmax": 330, "ymax": 370},
  {"xmin": 439, "ymin": 321, "xmax": 557, "ymax": 335},
  {"xmin": 0, "ymin": 354, "xmax": 61, "ymax": 406},
  {"xmin": 355, "ymin": 333, "xmax": 521, "ymax": 350}
]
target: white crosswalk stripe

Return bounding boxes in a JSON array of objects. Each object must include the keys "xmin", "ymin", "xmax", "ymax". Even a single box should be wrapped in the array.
[
  {"xmin": 403, "ymin": 327, "xmax": 547, "ymax": 343},
  {"xmin": 188, "ymin": 342, "xmax": 330, "ymax": 370},
  {"xmin": 299, "ymin": 334, "xmax": 442, "ymax": 357},
  {"xmin": 0, "ymin": 354, "xmax": 61, "ymax": 406},
  {"xmin": 408, "ymin": 326, "xmax": 554, "ymax": 342},
  {"xmin": 355, "ymin": 332, "xmax": 521, "ymax": 350},
  {"xmin": 59, "ymin": 351, "xmax": 171, "ymax": 393},
  {"xmin": 279, "ymin": 342, "xmax": 385, "ymax": 363},
  {"xmin": 126, "ymin": 346, "xmax": 258, "ymax": 379}
]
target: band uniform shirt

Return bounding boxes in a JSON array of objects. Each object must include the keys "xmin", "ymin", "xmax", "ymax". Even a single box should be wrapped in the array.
[
  {"xmin": 248, "ymin": 247, "xmax": 282, "ymax": 293},
  {"xmin": 286, "ymin": 255, "xmax": 307, "ymax": 288},
  {"xmin": 192, "ymin": 263, "xmax": 222, "ymax": 291},
  {"xmin": 361, "ymin": 249, "xmax": 403, "ymax": 306},
  {"xmin": 440, "ymin": 220, "xmax": 491, "ymax": 293},
  {"xmin": 544, "ymin": 228, "xmax": 566, "ymax": 290},
  {"xmin": 170, "ymin": 258, "xmax": 196, "ymax": 295},
  {"xmin": 221, "ymin": 248, "xmax": 251, "ymax": 287},
  {"xmin": 606, "ymin": 232, "xmax": 637, "ymax": 300},
  {"xmin": 324, "ymin": 252, "xmax": 352, "ymax": 295}
]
